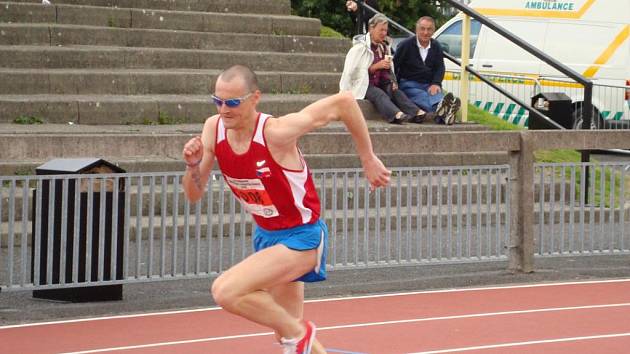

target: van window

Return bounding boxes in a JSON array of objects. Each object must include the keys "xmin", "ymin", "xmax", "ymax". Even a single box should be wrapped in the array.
[{"xmin": 436, "ymin": 19, "xmax": 481, "ymax": 58}]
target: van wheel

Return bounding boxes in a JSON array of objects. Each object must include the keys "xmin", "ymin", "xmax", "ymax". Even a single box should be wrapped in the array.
[{"xmin": 571, "ymin": 104, "xmax": 603, "ymax": 129}]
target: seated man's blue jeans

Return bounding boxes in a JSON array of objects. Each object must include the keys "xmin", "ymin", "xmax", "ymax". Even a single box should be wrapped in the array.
[{"xmin": 399, "ymin": 79, "xmax": 444, "ymax": 113}]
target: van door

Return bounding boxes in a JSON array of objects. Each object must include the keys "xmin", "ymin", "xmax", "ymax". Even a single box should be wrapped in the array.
[
  {"xmin": 541, "ymin": 21, "xmax": 624, "ymax": 79},
  {"xmin": 474, "ymin": 18, "xmax": 548, "ymax": 76}
]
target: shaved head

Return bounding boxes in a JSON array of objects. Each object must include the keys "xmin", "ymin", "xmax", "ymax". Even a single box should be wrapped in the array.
[{"xmin": 217, "ymin": 65, "xmax": 259, "ymax": 93}]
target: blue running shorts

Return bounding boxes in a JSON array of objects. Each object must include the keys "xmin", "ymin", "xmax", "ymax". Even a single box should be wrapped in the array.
[{"xmin": 253, "ymin": 219, "xmax": 328, "ymax": 282}]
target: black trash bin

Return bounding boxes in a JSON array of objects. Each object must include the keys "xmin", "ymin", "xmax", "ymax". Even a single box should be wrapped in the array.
[
  {"xmin": 529, "ymin": 92, "xmax": 573, "ymax": 129},
  {"xmin": 31, "ymin": 158, "xmax": 126, "ymax": 302}
]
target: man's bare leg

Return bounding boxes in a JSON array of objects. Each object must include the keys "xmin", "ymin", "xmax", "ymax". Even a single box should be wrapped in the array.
[
  {"xmin": 270, "ymin": 282, "xmax": 327, "ymax": 354},
  {"xmin": 211, "ymin": 244, "xmax": 318, "ymax": 340}
]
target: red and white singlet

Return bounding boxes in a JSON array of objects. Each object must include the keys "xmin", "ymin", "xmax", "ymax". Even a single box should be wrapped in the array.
[{"xmin": 214, "ymin": 113, "xmax": 321, "ymax": 230}]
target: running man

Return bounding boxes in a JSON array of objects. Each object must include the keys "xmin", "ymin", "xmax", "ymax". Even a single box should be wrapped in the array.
[{"xmin": 182, "ymin": 65, "xmax": 391, "ymax": 354}]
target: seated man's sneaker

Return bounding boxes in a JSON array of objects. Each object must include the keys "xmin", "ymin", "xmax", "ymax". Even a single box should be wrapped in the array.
[
  {"xmin": 436, "ymin": 92, "xmax": 455, "ymax": 119},
  {"xmin": 444, "ymin": 96, "xmax": 461, "ymax": 125}
]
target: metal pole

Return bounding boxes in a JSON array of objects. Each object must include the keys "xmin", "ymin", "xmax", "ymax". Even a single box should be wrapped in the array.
[
  {"xmin": 460, "ymin": 14, "xmax": 471, "ymax": 123},
  {"xmin": 356, "ymin": 0, "xmax": 364, "ymax": 34},
  {"xmin": 582, "ymin": 84, "xmax": 593, "ymax": 204}
]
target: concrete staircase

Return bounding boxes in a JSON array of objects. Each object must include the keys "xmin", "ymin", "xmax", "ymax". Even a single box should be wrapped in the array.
[{"xmin": 0, "ymin": 0, "xmax": 491, "ymax": 174}]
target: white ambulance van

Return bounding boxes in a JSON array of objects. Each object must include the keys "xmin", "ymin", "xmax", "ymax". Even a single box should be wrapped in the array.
[{"xmin": 434, "ymin": 0, "xmax": 629, "ymax": 128}]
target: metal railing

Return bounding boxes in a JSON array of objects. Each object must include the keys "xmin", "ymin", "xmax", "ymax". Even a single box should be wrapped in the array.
[
  {"xmin": 441, "ymin": 71, "xmax": 543, "ymax": 126},
  {"xmin": 535, "ymin": 162, "xmax": 630, "ymax": 256},
  {"xmin": 441, "ymin": 73, "xmax": 629, "ymax": 129},
  {"xmin": 2, "ymin": 160, "xmax": 630, "ymax": 291},
  {"xmin": 0, "ymin": 165, "xmax": 511, "ymax": 291},
  {"xmin": 540, "ymin": 80, "xmax": 630, "ymax": 130}
]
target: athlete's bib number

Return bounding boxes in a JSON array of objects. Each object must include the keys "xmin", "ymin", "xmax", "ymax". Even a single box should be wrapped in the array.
[{"xmin": 225, "ymin": 176, "xmax": 279, "ymax": 218}]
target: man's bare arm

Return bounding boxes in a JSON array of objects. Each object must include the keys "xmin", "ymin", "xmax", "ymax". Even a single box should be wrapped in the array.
[
  {"xmin": 182, "ymin": 116, "xmax": 217, "ymax": 203},
  {"xmin": 267, "ymin": 92, "xmax": 391, "ymax": 189}
]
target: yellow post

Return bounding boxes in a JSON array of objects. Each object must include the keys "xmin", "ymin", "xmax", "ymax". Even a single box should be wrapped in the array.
[{"xmin": 460, "ymin": 14, "xmax": 471, "ymax": 123}]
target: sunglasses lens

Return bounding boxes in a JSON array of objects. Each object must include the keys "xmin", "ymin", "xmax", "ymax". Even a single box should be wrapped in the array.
[
  {"xmin": 211, "ymin": 94, "xmax": 249, "ymax": 107},
  {"xmin": 224, "ymin": 99, "xmax": 241, "ymax": 107}
]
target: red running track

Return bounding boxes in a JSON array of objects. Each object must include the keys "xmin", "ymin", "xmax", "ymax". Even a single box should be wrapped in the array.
[{"xmin": 2, "ymin": 279, "xmax": 630, "ymax": 354}]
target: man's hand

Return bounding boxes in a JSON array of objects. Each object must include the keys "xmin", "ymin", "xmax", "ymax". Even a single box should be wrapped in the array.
[
  {"xmin": 361, "ymin": 154, "xmax": 391, "ymax": 191},
  {"xmin": 346, "ymin": 0, "xmax": 358, "ymax": 11},
  {"xmin": 428, "ymin": 84, "xmax": 441, "ymax": 96},
  {"xmin": 183, "ymin": 136, "xmax": 203, "ymax": 166}
]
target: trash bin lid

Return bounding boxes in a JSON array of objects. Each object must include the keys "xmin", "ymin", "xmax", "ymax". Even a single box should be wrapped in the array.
[
  {"xmin": 531, "ymin": 92, "xmax": 571, "ymax": 102},
  {"xmin": 36, "ymin": 158, "xmax": 125, "ymax": 175}
]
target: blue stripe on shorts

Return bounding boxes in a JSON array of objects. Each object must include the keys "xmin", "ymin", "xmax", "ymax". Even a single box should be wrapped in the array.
[{"xmin": 253, "ymin": 219, "xmax": 328, "ymax": 283}]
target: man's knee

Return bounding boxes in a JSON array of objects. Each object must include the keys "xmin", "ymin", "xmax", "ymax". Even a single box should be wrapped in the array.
[{"xmin": 211, "ymin": 276, "xmax": 239, "ymax": 309}]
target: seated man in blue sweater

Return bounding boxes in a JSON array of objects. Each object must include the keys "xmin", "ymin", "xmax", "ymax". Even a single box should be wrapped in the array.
[{"xmin": 394, "ymin": 16, "xmax": 461, "ymax": 125}]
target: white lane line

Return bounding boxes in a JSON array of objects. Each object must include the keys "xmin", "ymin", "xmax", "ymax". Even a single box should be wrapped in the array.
[
  {"xmin": 0, "ymin": 306, "xmax": 223, "ymax": 330},
  {"xmin": 3, "ymin": 277, "xmax": 630, "ymax": 330},
  {"xmin": 58, "ymin": 302, "xmax": 630, "ymax": 354},
  {"xmin": 308, "ymin": 278, "xmax": 630, "ymax": 303},
  {"xmin": 60, "ymin": 331, "xmax": 275, "ymax": 354},
  {"xmin": 408, "ymin": 332, "xmax": 630, "ymax": 353}
]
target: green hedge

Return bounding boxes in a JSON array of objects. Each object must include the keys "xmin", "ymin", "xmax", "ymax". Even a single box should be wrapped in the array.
[{"xmin": 291, "ymin": 0, "xmax": 447, "ymax": 37}]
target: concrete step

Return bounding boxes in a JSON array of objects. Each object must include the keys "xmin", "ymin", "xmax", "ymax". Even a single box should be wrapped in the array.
[
  {"xmin": 0, "ymin": 124, "xmax": 495, "ymax": 162},
  {"xmin": 0, "ymin": 121, "xmax": 488, "ymax": 135},
  {"xmin": 1, "ymin": 2, "xmax": 314, "ymax": 36},
  {"xmin": 0, "ymin": 93, "xmax": 335, "ymax": 124},
  {"xmin": 0, "ymin": 69, "xmax": 341, "ymax": 95},
  {"xmin": 0, "ymin": 99, "xmax": 477, "ymax": 130},
  {"xmin": 1, "ymin": 92, "xmax": 443, "ymax": 125},
  {"xmin": 0, "ymin": 24, "xmax": 350, "ymax": 53},
  {"xmin": 0, "ymin": 151, "xmax": 505, "ymax": 175},
  {"xmin": 0, "ymin": 121, "xmax": 492, "ymax": 174},
  {"xmin": 5, "ymin": 0, "xmax": 292, "ymax": 15},
  {"xmin": 0, "ymin": 45, "xmax": 345, "ymax": 72}
]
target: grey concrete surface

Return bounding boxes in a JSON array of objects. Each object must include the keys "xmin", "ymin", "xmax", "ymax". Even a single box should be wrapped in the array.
[
  {"xmin": 0, "ymin": 46, "xmax": 345, "ymax": 71},
  {"xmin": 6, "ymin": 0, "xmax": 292, "ymax": 15},
  {"xmin": 0, "ymin": 24, "xmax": 349, "ymax": 53},
  {"xmin": 2, "ymin": 2, "xmax": 315, "ymax": 36},
  {"xmin": 0, "ymin": 129, "xmax": 511, "ymax": 162},
  {"xmin": 0, "ymin": 93, "xmax": 330, "ymax": 124},
  {"xmin": 0, "ymin": 120, "xmax": 485, "ymax": 136},
  {"xmin": 0, "ymin": 68, "xmax": 343, "ymax": 95},
  {"xmin": 1, "ymin": 92, "xmax": 437, "ymax": 124},
  {"xmin": 111, "ymin": 25, "xmax": 346, "ymax": 53},
  {"xmin": 0, "ymin": 2, "xmax": 56, "ymax": 23},
  {"xmin": 0, "ymin": 119, "xmax": 489, "ymax": 174},
  {"xmin": 0, "ymin": 151, "xmax": 504, "ymax": 175}
]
